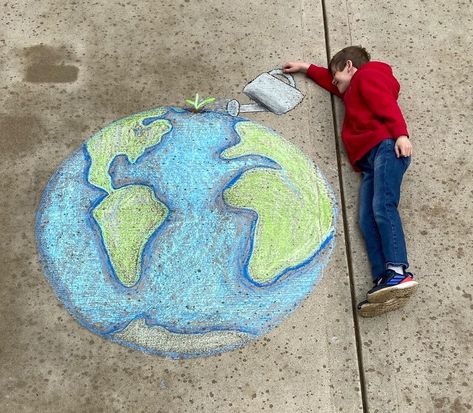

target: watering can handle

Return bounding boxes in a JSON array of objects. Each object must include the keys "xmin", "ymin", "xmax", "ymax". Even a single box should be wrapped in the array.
[{"xmin": 268, "ymin": 69, "xmax": 296, "ymax": 88}]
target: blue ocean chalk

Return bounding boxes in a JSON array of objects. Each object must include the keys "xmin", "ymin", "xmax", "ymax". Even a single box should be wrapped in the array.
[{"xmin": 36, "ymin": 107, "xmax": 336, "ymax": 358}]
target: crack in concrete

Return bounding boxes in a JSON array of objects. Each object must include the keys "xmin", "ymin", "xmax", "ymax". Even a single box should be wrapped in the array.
[{"xmin": 320, "ymin": 0, "xmax": 368, "ymax": 411}]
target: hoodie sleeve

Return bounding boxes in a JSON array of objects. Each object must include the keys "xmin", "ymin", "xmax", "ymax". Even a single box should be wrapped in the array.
[
  {"xmin": 358, "ymin": 70, "xmax": 409, "ymax": 138},
  {"xmin": 306, "ymin": 64, "xmax": 343, "ymax": 98}
]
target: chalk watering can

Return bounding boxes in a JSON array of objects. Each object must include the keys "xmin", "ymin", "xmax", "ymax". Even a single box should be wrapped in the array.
[{"xmin": 242, "ymin": 69, "xmax": 304, "ymax": 115}]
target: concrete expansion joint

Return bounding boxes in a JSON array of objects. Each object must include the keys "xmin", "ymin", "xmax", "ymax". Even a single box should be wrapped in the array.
[{"xmin": 320, "ymin": 0, "xmax": 368, "ymax": 411}]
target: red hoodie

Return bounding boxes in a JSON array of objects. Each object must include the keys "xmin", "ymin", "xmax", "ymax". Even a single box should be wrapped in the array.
[{"xmin": 306, "ymin": 61, "xmax": 409, "ymax": 171}]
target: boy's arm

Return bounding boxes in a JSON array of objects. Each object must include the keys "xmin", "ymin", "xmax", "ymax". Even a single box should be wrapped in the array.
[
  {"xmin": 358, "ymin": 72, "xmax": 409, "ymax": 139},
  {"xmin": 306, "ymin": 64, "xmax": 343, "ymax": 98},
  {"xmin": 283, "ymin": 62, "xmax": 342, "ymax": 98}
]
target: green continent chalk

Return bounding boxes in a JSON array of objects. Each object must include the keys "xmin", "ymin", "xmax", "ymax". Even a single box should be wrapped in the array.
[
  {"xmin": 222, "ymin": 121, "xmax": 333, "ymax": 285},
  {"xmin": 93, "ymin": 185, "xmax": 169, "ymax": 287},
  {"xmin": 86, "ymin": 108, "xmax": 171, "ymax": 194}
]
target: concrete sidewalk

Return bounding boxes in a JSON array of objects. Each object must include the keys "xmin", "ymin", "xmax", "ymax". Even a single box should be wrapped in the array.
[{"xmin": 0, "ymin": 0, "xmax": 471, "ymax": 412}]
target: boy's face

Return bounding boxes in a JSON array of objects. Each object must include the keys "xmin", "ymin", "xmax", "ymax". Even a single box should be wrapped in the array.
[{"xmin": 331, "ymin": 60, "xmax": 357, "ymax": 94}]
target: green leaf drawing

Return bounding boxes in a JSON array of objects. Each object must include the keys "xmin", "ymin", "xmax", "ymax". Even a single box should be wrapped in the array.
[{"xmin": 185, "ymin": 93, "xmax": 216, "ymax": 111}]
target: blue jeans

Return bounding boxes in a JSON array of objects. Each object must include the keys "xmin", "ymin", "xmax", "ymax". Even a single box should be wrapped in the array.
[{"xmin": 357, "ymin": 139, "xmax": 411, "ymax": 281}]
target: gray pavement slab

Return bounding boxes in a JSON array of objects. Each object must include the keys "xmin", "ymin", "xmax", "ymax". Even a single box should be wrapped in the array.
[
  {"xmin": 324, "ymin": 0, "xmax": 473, "ymax": 411},
  {"xmin": 2, "ymin": 0, "xmax": 472, "ymax": 411},
  {"xmin": 0, "ymin": 1, "xmax": 362, "ymax": 412}
]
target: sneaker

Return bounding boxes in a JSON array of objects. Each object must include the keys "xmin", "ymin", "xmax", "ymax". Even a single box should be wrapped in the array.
[
  {"xmin": 357, "ymin": 297, "xmax": 410, "ymax": 317},
  {"xmin": 367, "ymin": 270, "xmax": 418, "ymax": 303}
]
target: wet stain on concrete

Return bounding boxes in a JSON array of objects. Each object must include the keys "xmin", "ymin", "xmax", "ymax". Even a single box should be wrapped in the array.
[
  {"xmin": 22, "ymin": 44, "xmax": 79, "ymax": 83},
  {"xmin": 25, "ymin": 64, "xmax": 78, "ymax": 83}
]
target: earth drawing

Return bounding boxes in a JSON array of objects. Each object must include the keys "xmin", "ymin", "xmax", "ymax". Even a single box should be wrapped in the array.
[{"xmin": 36, "ymin": 106, "xmax": 336, "ymax": 358}]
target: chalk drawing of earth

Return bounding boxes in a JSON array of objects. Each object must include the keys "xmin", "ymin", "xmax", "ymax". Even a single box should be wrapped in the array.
[{"xmin": 36, "ymin": 106, "xmax": 336, "ymax": 358}]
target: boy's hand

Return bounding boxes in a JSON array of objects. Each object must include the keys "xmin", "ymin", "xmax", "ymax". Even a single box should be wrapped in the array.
[
  {"xmin": 282, "ymin": 61, "xmax": 310, "ymax": 74},
  {"xmin": 395, "ymin": 136, "xmax": 412, "ymax": 158}
]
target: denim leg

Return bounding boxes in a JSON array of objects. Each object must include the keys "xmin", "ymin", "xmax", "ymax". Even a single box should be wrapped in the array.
[
  {"xmin": 358, "ymin": 159, "xmax": 386, "ymax": 281},
  {"xmin": 372, "ymin": 139, "xmax": 411, "ymax": 270}
]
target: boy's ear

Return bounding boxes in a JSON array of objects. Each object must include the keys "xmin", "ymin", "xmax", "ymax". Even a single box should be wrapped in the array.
[{"xmin": 346, "ymin": 60, "xmax": 354, "ymax": 71}]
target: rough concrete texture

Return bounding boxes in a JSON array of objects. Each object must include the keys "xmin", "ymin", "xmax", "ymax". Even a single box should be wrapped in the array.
[
  {"xmin": 325, "ymin": 0, "xmax": 473, "ymax": 411},
  {"xmin": 0, "ymin": 0, "xmax": 471, "ymax": 412}
]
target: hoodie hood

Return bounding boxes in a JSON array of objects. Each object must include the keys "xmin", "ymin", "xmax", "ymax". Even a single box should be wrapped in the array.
[{"xmin": 353, "ymin": 61, "xmax": 400, "ymax": 96}]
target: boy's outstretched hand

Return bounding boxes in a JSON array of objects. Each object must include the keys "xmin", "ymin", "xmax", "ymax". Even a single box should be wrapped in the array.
[
  {"xmin": 395, "ymin": 136, "xmax": 412, "ymax": 158},
  {"xmin": 282, "ymin": 61, "xmax": 310, "ymax": 74}
]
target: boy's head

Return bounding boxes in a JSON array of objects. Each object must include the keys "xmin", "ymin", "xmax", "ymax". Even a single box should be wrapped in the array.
[{"xmin": 329, "ymin": 46, "xmax": 371, "ymax": 93}]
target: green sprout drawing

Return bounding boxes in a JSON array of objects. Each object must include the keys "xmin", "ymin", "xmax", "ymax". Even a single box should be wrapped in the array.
[{"xmin": 185, "ymin": 93, "xmax": 216, "ymax": 112}]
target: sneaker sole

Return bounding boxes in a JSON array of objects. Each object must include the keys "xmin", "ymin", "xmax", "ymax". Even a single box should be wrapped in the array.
[
  {"xmin": 367, "ymin": 280, "xmax": 418, "ymax": 303},
  {"xmin": 358, "ymin": 297, "xmax": 410, "ymax": 317}
]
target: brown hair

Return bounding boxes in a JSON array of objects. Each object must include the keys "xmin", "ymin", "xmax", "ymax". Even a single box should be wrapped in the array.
[{"xmin": 329, "ymin": 46, "xmax": 371, "ymax": 73}]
